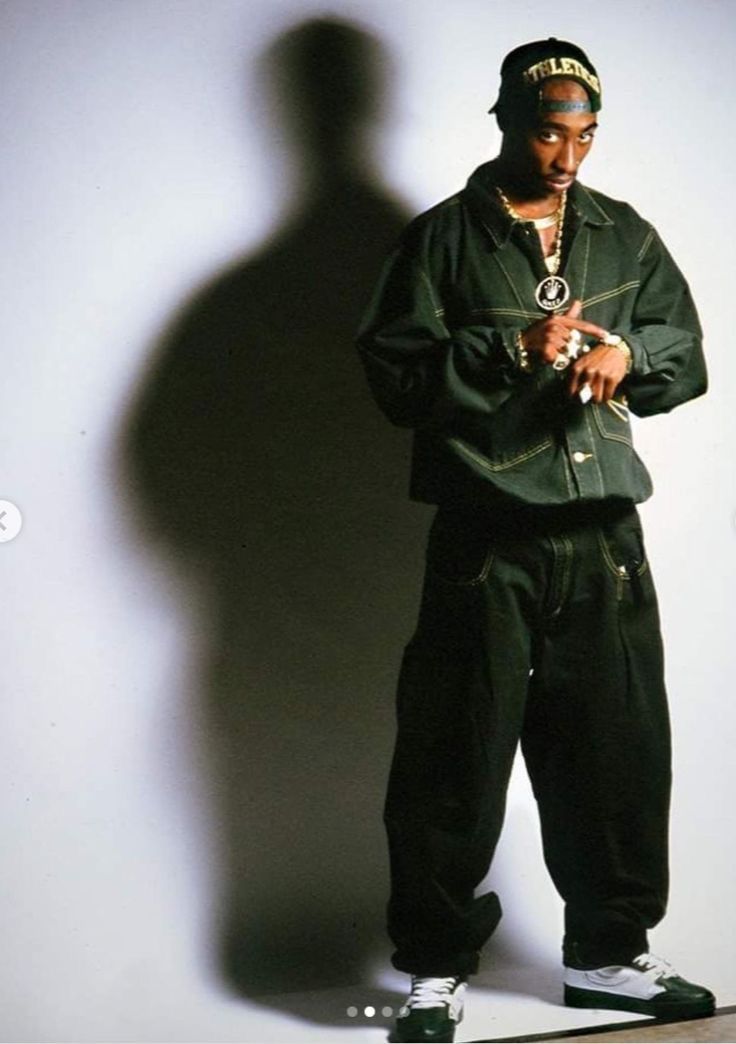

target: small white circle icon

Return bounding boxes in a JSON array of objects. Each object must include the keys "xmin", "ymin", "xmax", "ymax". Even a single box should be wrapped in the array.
[{"xmin": 0, "ymin": 500, "xmax": 22, "ymax": 543}]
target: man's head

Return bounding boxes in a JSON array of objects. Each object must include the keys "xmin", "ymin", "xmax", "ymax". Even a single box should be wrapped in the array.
[
  {"xmin": 491, "ymin": 38, "xmax": 601, "ymax": 130},
  {"xmin": 491, "ymin": 38, "xmax": 601, "ymax": 199}
]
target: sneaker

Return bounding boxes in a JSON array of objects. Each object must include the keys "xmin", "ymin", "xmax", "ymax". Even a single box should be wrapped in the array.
[
  {"xmin": 393, "ymin": 974, "xmax": 467, "ymax": 1043},
  {"xmin": 564, "ymin": 952, "xmax": 716, "ymax": 1019}
]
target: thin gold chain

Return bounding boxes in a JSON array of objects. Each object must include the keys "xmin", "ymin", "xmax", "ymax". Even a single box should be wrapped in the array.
[{"xmin": 546, "ymin": 190, "xmax": 566, "ymax": 275}]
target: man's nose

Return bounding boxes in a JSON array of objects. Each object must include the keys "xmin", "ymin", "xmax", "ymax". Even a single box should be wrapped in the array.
[{"xmin": 553, "ymin": 142, "xmax": 577, "ymax": 174}]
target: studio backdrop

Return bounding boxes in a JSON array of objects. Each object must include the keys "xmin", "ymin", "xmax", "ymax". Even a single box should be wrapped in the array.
[{"xmin": 1, "ymin": 1, "xmax": 733, "ymax": 1041}]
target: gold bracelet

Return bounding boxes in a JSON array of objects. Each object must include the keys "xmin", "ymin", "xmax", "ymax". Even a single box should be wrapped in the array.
[
  {"xmin": 515, "ymin": 331, "xmax": 532, "ymax": 372},
  {"xmin": 601, "ymin": 333, "xmax": 633, "ymax": 374}
]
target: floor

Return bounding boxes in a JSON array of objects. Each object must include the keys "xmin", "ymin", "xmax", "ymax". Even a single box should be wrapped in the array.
[
  {"xmin": 536, "ymin": 1010, "xmax": 736, "ymax": 1043},
  {"xmin": 250, "ymin": 965, "xmax": 734, "ymax": 1044}
]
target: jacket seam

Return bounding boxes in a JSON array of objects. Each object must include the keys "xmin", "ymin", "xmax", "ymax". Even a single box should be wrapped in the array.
[
  {"xmin": 492, "ymin": 253, "xmax": 528, "ymax": 311},
  {"xmin": 428, "ymin": 548, "xmax": 495, "ymax": 587},
  {"xmin": 583, "ymin": 411, "xmax": 606, "ymax": 496},
  {"xmin": 593, "ymin": 404, "xmax": 633, "ymax": 446},
  {"xmin": 448, "ymin": 435, "xmax": 552, "ymax": 472},
  {"xmin": 637, "ymin": 227, "xmax": 656, "ymax": 261},
  {"xmin": 419, "ymin": 263, "xmax": 444, "ymax": 318},
  {"xmin": 574, "ymin": 184, "xmax": 615, "ymax": 225},
  {"xmin": 582, "ymin": 281, "xmax": 641, "ymax": 309},
  {"xmin": 465, "ymin": 307, "xmax": 542, "ymax": 320},
  {"xmin": 578, "ymin": 227, "xmax": 591, "ymax": 301},
  {"xmin": 558, "ymin": 536, "xmax": 574, "ymax": 614}
]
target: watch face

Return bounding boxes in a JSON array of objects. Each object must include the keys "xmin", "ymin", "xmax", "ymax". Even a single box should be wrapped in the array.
[{"xmin": 535, "ymin": 275, "xmax": 570, "ymax": 312}]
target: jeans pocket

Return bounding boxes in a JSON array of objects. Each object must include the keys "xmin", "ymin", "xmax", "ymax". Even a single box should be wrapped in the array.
[
  {"xmin": 596, "ymin": 510, "xmax": 649, "ymax": 593},
  {"xmin": 426, "ymin": 508, "xmax": 495, "ymax": 586}
]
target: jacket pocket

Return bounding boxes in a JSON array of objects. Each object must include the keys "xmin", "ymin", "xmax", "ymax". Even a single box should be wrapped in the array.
[
  {"xmin": 448, "ymin": 434, "xmax": 553, "ymax": 473},
  {"xmin": 426, "ymin": 508, "xmax": 494, "ymax": 585},
  {"xmin": 592, "ymin": 398, "xmax": 633, "ymax": 446}
]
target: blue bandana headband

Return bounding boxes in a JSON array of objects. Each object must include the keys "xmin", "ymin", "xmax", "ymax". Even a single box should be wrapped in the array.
[{"xmin": 539, "ymin": 98, "xmax": 593, "ymax": 113}]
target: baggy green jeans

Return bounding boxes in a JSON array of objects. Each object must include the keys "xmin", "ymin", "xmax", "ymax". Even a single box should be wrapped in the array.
[{"xmin": 384, "ymin": 502, "xmax": 671, "ymax": 977}]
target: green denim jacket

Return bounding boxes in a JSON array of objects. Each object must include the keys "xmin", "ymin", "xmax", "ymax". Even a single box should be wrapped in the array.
[{"xmin": 357, "ymin": 160, "xmax": 706, "ymax": 510}]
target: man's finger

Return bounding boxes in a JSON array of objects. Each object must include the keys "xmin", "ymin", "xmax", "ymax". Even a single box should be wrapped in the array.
[
  {"xmin": 557, "ymin": 316, "xmax": 609, "ymax": 339},
  {"xmin": 568, "ymin": 358, "xmax": 585, "ymax": 395},
  {"xmin": 565, "ymin": 298, "xmax": 583, "ymax": 320},
  {"xmin": 602, "ymin": 373, "xmax": 619, "ymax": 402}
]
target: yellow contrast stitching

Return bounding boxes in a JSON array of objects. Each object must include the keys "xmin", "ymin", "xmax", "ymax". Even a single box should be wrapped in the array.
[
  {"xmin": 493, "ymin": 254, "xmax": 527, "ymax": 312},
  {"xmin": 606, "ymin": 399, "xmax": 629, "ymax": 422},
  {"xmin": 596, "ymin": 530, "xmax": 649, "ymax": 579},
  {"xmin": 419, "ymin": 264, "xmax": 444, "ymax": 319},
  {"xmin": 577, "ymin": 185, "xmax": 614, "ymax": 224},
  {"xmin": 582, "ymin": 411, "xmax": 605, "ymax": 496},
  {"xmin": 592, "ymin": 404, "xmax": 633, "ymax": 446},
  {"xmin": 554, "ymin": 535, "xmax": 574, "ymax": 616},
  {"xmin": 578, "ymin": 227, "xmax": 591, "ymax": 302},
  {"xmin": 430, "ymin": 548, "xmax": 495, "ymax": 587},
  {"xmin": 466, "ymin": 307, "xmax": 542, "ymax": 320},
  {"xmin": 582, "ymin": 281, "xmax": 640, "ymax": 309},
  {"xmin": 448, "ymin": 436, "xmax": 552, "ymax": 473},
  {"xmin": 637, "ymin": 227, "xmax": 655, "ymax": 261}
]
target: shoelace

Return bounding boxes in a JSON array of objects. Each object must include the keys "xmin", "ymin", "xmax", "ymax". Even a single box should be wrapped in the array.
[
  {"xmin": 406, "ymin": 975, "xmax": 465, "ymax": 1010},
  {"xmin": 632, "ymin": 952, "xmax": 677, "ymax": 979}
]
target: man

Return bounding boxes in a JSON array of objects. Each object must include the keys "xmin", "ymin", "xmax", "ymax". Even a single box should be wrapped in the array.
[{"xmin": 356, "ymin": 38, "xmax": 715, "ymax": 1044}]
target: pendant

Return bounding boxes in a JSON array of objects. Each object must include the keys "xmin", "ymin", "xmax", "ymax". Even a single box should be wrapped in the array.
[{"xmin": 535, "ymin": 275, "xmax": 571, "ymax": 312}]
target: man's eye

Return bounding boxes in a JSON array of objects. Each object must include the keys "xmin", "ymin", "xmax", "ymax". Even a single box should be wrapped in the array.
[
  {"xmin": 539, "ymin": 131, "xmax": 558, "ymax": 143},
  {"xmin": 579, "ymin": 132, "xmax": 595, "ymax": 143}
]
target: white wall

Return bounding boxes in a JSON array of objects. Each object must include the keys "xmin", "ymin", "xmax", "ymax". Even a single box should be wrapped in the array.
[{"xmin": 1, "ymin": 1, "xmax": 734, "ymax": 1041}]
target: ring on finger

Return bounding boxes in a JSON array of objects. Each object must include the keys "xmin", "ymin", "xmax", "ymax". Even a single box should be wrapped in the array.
[{"xmin": 564, "ymin": 330, "xmax": 582, "ymax": 358}]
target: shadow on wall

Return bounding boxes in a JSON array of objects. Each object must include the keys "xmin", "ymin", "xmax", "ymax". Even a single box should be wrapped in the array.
[{"xmin": 120, "ymin": 18, "xmax": 430, "ymax": 1001}]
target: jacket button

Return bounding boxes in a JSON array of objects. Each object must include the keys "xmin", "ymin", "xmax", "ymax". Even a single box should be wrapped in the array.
[{"xmin": 572, "ymin": 451, "xmax": 592, "ymax": 463}]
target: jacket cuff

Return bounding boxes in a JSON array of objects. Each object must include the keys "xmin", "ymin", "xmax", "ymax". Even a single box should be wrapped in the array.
[{"xmin": 614, "ymin": 332, "xmax": 647, "ymax": 375}]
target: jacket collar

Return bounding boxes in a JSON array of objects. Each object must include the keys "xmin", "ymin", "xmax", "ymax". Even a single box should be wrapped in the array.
[{"xmin": 463, "ymin": 160, "xmax": 614, "ymax": 246}]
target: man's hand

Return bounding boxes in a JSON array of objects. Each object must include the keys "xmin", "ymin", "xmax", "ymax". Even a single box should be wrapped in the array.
[
  {"xmin": 521, "ymin": 300, "xmax": 628, "ymax": 402},
  {"xmin": 567, "ymin": 343, "xmax": 628, "ymax": 403},
  {"xmin": 521, "ymin": 299, "xmax": 608, "ymax": 365}
]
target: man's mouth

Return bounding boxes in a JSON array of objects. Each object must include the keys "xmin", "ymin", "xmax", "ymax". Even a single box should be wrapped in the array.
[{"xmin": 546, "ymin": 174, "xmax": 575, "ymax": 190}]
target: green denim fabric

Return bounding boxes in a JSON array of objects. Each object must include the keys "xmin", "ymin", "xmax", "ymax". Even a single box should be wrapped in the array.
[
  {"xmin": 384, "ymin": 504, "xmax": 670, "ymax": 976},
  {"xmin": 356, "ymin": 160, "xmax": 707, "ymax": 509}
]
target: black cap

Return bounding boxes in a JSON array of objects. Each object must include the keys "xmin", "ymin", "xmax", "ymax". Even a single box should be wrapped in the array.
[{"xmin": 490, "ymin": 38, "xmax": 601, "ymax": 126}]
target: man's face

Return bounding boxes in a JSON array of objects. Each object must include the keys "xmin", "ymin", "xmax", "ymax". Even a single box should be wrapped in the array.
[{"xmin": 503, "ymin": 79, "xmax": 598, "ymax": 198}]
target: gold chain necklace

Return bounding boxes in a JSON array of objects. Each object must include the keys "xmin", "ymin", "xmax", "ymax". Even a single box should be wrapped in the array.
[
  {"xmin": 495, "ymin": 185, "xmax": 567, "ymax": 274},
  {"xmin": 495, "ymin": 185, "xmax": 571, "ymax": 310},
  {"xmin": 495, "ymin": 186, "xmax": 557, "ymax": 228}
]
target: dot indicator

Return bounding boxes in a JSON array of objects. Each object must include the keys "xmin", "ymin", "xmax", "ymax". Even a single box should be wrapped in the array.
[
  {"xmin": 346, "ymin": 1006, "xmax": 358, "ymax": 1018},
  {"xmin": 382, "ymin": 1006, "xmax": 394, "ymax": 1017},
  {"xmin": 0, "ymin": 500, "xmax": 22, "ymax": 543},
  {"xmin": 364, "ymin": 1006, "xmax": 375, "ymax": 1018}
]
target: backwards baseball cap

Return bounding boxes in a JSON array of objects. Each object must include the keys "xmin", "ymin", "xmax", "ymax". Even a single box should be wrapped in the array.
[{"xmin": 489, "ymin": 38, "xmax": 601, "ymax": 127}]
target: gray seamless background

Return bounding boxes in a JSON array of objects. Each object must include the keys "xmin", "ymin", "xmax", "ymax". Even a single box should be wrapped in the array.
[{"xmin": 1, "ymin": 1, "xmax": 733, "ymax": 1041}]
